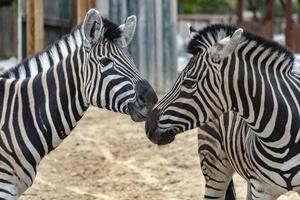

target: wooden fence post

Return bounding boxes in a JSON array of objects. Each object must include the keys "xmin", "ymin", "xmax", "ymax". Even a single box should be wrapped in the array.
[
  {"xmin": 26, "ymin": 0, "xmax": 44, "ymax": 57},
  {"xmin": 285, "ymin": 0, "xmax": 293, "ymax": 50},
  {"xmin": 236, "ymin": 0, "xmax": 243, "ymax": 23},
  {"xmin": 73, "ymin": 0, "xmax": 95, "ymax": 25},
  {"xmin": 0, "ymin": 4, "xmax": 18, "ymax": 58},
  {"xmin": 18, "ymin": 0, "xmax": 23, "ymax": 60}
]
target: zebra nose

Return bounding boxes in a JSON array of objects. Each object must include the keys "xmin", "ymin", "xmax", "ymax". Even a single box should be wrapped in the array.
[
  {"xmin": 145, "ymin": 108, "xmax": 160, "ymax": 138},
  {"xmin": 145, "ymin": 109, "xmax": 176, "ymax": 145},
  {"xmin": 135, "ymin": 80, "xmax": 158, "ymax": 109},
  {"xmin": 127, "ymin": 80, "xmax": 157, "ymax": 122}
]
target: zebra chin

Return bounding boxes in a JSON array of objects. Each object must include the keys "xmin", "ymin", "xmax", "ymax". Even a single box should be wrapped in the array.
[
  {"xmin": 128, "ymin": 105, "xmax": 147, "ymax": 122},
  {"xmin": 145, "ymin": 109, "xmax": 177, "ymax": 145},
  {"xmin": 127, "ymin": 101, "xmax": 155, "ymax": 122},
  {"xmin": 146, "ymin": 127, "xmax": 176, "ymax": 145},
  {"xmin": 127, "ymin": 98, "xmax": 154, "ymax": 122}
]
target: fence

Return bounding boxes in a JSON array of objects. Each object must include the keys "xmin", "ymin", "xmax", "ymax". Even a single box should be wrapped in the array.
[
  {"xmin": 0, "ymin": 0, "xmax": 177, "ymax": 93},
  {"xmin": 100, "ymin": 0, "xmax": 178, "ymax": 92},
  {"xmin": 0, "ymin": 3, "xmax": 18, "ymax": 59}
]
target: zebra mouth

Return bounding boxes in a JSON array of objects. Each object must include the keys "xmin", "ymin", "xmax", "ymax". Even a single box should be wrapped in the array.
[
  {"xmin": 128, "ymin": 103, "xmax": 147, "ymax": 122},
  {"xmin": 146, "ymin": 127, "xmax": 176, "ymax": 145},
  {"xmin": 145, "ymin": 109, "xmax": 176, "ymax": 145}
]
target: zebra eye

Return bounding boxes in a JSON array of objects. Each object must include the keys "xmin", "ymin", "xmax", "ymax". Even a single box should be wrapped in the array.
[
  {"xmin": 182, "ymin": 79, "xmax": 196, "ymax": 89},
  {"xmin": 99, "ymin": 57, "xmax": 114, "ymax": 67}
]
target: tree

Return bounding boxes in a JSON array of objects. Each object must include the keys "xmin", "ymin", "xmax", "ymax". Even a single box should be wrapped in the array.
[{"xmin": 178, "ymin": 0, "xmax": 235, "ymax": 14}]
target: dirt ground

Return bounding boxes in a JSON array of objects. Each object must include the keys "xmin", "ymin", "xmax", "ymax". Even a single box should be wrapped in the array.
[{"xmin": 20, "ymin": 108, "xmax": 300, "ymax": 200}]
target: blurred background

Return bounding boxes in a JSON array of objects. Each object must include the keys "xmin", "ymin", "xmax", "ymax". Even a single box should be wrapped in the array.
[
  {"xmin": 1, "ymin": 0, "xmax": 300, "ymax": 92},
  {"xmin": 1, "ymin": 1, "xmax": 300, "ymax": 199}
]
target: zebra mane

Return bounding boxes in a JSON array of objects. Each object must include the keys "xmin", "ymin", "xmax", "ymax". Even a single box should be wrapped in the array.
[
  {"xmin": 0, "ymin": 18, "xmax": 122, "ymax": 78},
  {"xmin": 187, "ymin": 24, "xmax": 294, "ymax": 63},
  {"xmin": 102, "ymin": 18, "xmax": 123, "ymax": 40},
  {"xmin": 0, "ymin": 25, "xmax": 80, "ymax": 78}
]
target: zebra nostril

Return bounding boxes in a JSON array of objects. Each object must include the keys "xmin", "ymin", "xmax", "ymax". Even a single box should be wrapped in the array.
[{"xmin": 137, "ymin": 95, "xmax": 147, "ymax": 105}]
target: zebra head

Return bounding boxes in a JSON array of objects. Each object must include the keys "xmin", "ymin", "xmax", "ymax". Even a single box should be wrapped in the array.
[
  {"xmin": 146, "ymin": 25, "xmax": 243, "ymax": 144},
  {"xmin": 82, "ymin": 9, "xmax": 157, "ymax": 122}
]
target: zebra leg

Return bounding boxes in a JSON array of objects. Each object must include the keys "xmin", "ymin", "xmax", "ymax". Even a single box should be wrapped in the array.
[
  {"xmin": 249, "ymin": 180, "xmax": 278, "ymax": 200},
  {"xmin": 202, "ymin": 166, "xmax": 235, "ymax": 200},
  {"xmin": 246, "ymin": 182, "xmax": 251, "ymax": 200},
  {"xmin": 198, "ymin": 125, "xmax": 236, "ymax": 200},
  {"xmin": 225, "ymin": 180, "xmax": 235, "ymax": 200}
]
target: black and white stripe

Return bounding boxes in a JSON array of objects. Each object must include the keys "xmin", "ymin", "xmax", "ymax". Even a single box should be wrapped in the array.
[
  {"xmin": 146, "ymin": 24, "xmax": 300, "ymax": 199},
  {"xmin": 0, "ymin": 9, "xmax": 157, "ymax": 199},
  {"xmin": 198, "ymin": 119, "xmax": 236, "ymax": 200}
]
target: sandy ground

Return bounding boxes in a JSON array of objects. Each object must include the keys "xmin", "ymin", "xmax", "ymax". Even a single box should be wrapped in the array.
[{"xmin": 20, "ymin": 108, "xmax": 300, "ymax": 200}]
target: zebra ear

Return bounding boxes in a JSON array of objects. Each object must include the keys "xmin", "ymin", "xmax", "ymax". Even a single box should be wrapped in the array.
[
  {"xmin": 115, "ymin": 15, "xmax": 137, "ymax": 48},
  {"xmin": 208, "ymin": 28, "xmax": 243, "ymax": 62},
  {"xmin": 83, "ymin": 9, "xmax": 103, "ymax": 45},
  {"xmin": 188, "ymin": 24, "xmax": 197, "ymax": 38}
]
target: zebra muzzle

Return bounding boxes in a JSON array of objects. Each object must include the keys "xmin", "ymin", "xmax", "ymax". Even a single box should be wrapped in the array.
[
  {"xmin": 128, "ymin": 80, "xmax": 158, "ymax": 122},
  {"xmin": 145, "ymin": 109, "xmax": 176, "ymax": 145},
  {"xmin": 127, "ymin": 101, "xmax": 148, "ymax": 122}
]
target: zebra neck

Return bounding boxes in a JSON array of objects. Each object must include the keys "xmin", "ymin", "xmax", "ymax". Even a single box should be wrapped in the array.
[
  {"xmin": 26, "ymin": 45, "xmax": 89, "ymax": 158},
  {"xmin": 0, "ymin": 44, "xmax": 88, "ymax": 189},
  {"xmin": 222, "ymin": 55, "xmax": 300, "ymax": 149}
]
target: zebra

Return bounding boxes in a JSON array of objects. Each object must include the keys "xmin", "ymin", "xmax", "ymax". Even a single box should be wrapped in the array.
[
  {"xmin": 145, "ymin": 23, "xmax": 300, "ymax": 199},
  {"xmin": 0, "ymin": 9, "xmax": 157, "ymax": 199},
  {"xmin": 198, "ymin": 120, "xmax": 237, "ymax": 200}
]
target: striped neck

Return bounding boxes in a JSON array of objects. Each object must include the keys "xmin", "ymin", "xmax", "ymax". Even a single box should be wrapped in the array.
[
  {"xmin": 7, "ymin": 39, "xmax": 89, "ymax": 162},
  {"xmin": 36, "ymin": 46, "xmax": 89, "ymax": 154},
  {"xmin": 221, "ymin": 43, "xmax": 300, "ymax": 148},
  {"xmin": 0, "ymin": 45, "xmax": 89, "ymax": 192}
]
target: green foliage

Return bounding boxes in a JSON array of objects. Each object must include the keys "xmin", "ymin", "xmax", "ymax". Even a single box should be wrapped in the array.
[
  {"xmin": 12, "ymin": 0, "xmax": 17, "ymax": 8},
  {"xmin": 178, "ymin": 0, "xmax": 300, "ymax": 16},
  {"xmin": 245, "ymin": 0, "xmax": 299, "ymax": 17},
  {"xmin": 178, "ymin": 0, "xmax": 234, "ymax": 14},
  {"xmin": 272, "ymin": 0, "xmax": 299, "ymax": 17}
]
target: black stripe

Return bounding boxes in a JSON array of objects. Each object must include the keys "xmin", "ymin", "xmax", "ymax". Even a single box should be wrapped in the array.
[
  {"xmin": 57, "ymin": 59, "xmax": 72, "ymax": 129},
  {"xmin": 21, "ymin": 79, "xmax": 45, "ymax": 158},
  {"xmin": 33, "ymin": 74, "xmax": 54, "ymax": 152},
  {"xmin": 46, "ymin": 67, "xmax": 67, "ymax": 139},
  {"xmin": 13, "ymin": 86, "xmax": 37, "ymax": 172}
]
